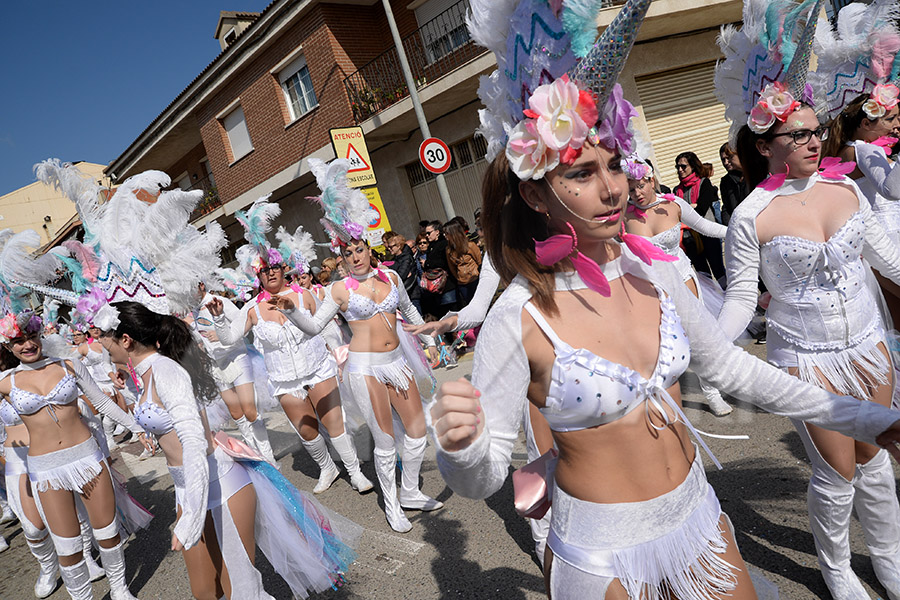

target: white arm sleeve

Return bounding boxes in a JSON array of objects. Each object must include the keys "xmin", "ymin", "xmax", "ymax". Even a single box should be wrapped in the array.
[
  {"xmin": 68, "ymin": 360, "xmax": 143, "ymax": 435},
  {"xmin": 718, "ymin": 208, "xmax": 761, "ymax": 341},
  {"xmin": 280, "ymin": 288, "xmax": 340, "ymax": 337},
  {"xmin": 152, "ymin": 358, "xmax": 210, "ymax": 550},
  {"xmin": 430, "ymin": 284, "xmax": 532, "ymax": 499},
  {"xmin": 855, "ymin": 142, "xmax": 900, "ymax": 200},
  {"xmin": 860, "ymin": 195, "xmax": 900, "ymax": 285},
  {"xmin": 674, "ymin": 197, "xmax": 728, "ymax": 238},
  {"xmin": 447, "ymin": 253, "xmax": 501, "ymax": 331},
  {"xmin": 390, "ymin": 271, "xmax": 436, "ymax": 347},
  {"xmin": 212, "ymin": 303, "xmax": 253, "ymax": 345},
  {"xmin": 662, "ymin": 263, "xmax": 900, "ymax": 444}
]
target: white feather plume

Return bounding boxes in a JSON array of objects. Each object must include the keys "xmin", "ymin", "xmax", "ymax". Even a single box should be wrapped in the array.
[
  {"xmin": 275, "ymin": 225, "xmax": 317, "ymax": 274},
  {"xmin": 308, "ymin": 158, "xmax": 376, "ymax": 243},
  {"xmin": 33, "ymin": 159, "xmax": 105, "ymax": 247},
  {"xmin": 0, "ymin": 230, "xmax": 62, "ymax": 286},
  {"xmin": 466, "ymin": 0, "xmax": 520, "ymax": 60}
]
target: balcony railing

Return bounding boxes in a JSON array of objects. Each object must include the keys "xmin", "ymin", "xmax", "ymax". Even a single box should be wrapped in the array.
[
  {"xmin": 343, "ymin": 0, "xmax": 487, "ymax": 123},
  {"xmin": 188, "ymin": 175, "xmax": 221, "ymax": 222}
]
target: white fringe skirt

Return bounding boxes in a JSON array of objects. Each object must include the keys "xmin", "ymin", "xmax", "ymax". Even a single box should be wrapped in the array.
[
  {"xmin": 27, "ymin": 436, "xmax": 105, "ymax": 494},
  {"xmin": 345, "ymin": 348, "xmax": 413, "ymax": 391},
  {"xmin": 767, "ymin": 325, "xmax": 891, "ymax": 401},
  {"xmin": 547, "ymin": 451, "xmax": 738, "ymax": 599}
]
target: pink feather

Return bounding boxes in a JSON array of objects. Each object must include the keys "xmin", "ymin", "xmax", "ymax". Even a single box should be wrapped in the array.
[
  {"xmin": 873, "ymin": 136, "xmax": 899, "ymax": 150},
  {"xmin": 758, "ymin": 172, "xmax": 788, "ymax": 191},
  {"xmin": 62, "ymin": 241, "xmax": 100, "ymax": 282},
  {"xmin": 344, "ymin": 277, "xmax": 359, "ymax": 291},
  {"xmin": 534, "ymin": 234, "xmax": 576, "ymax": 266},
  {"xmin": 570, "ymin": 253, "xmax": 611, "ymax": 296},
  {"xmin": 818, "ymin": 157, "xmax": 856, "ymax": 180},
  {"xmin": 256, "ymin": 290, "xmax": 272, "ymax": 303},
  {"xmin": 871, "ymin": 35, "xmax": 900, "ymax": 79},
  {"xmin": 375, "ymin": 269, "xmax": 390, "ymax": 284},
  {"xmin": 621, "ymin": 232, "xmax": 677, "ymax": 266}
]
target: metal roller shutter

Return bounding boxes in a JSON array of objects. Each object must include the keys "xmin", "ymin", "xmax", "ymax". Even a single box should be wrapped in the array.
[{"xmin": 636, "ymin": 62, "xmax": 731, "ymax": 191}]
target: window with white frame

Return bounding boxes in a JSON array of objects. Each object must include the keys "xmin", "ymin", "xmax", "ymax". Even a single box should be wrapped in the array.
[
  {"xmin": 279, "ymin": 55, "xmax": 317, "ymax": 121},
  {"xmin": 222, "ymin": 105, "xmax": 253, "ymax": 162}
]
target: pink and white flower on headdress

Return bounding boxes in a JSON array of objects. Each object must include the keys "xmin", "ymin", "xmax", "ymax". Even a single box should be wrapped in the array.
[
  {"xmin": 76, "ymin": 287, "xmax": 120, "ymax": 332},
  {"xmin": 747, "ymin": 82, "xmax": 801, "ymax": 134},
  {"xmin": 506, "ymin": 75, "xmax": 599, "ymax": 180},
  {"xmin": 0, "ymin": 311, "xmax": 43, "ymax": 344},
  {"xmin": 863, "ymin": 84, "xmax": 900, "ymax": 119}
]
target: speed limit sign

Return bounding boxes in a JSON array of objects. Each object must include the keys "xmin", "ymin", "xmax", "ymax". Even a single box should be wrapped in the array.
[{"xmin": 419, "ymin": 137, "xmax": 452, "ymax": 174}]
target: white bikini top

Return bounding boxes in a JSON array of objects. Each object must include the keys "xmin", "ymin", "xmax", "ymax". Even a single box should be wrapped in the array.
[
  {"xmin": 342, "ymin": 272, "xmax": 400, "ymax": 322},
  {"xmin": 132, "ymin": 354, "xmax": 175, "ymax": 436},
  {"xmin": 526, "ymin": 286, "xmax": 691, "ymax": 433},
  {"xmin": 8, "ymin": 359, "xmax": 78, "ymax": 418}
]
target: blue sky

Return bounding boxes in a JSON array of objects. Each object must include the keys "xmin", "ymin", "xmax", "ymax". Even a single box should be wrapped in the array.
[{"xmin": 0, "ymin": 0, "xmax": 271, "ymax": 194}]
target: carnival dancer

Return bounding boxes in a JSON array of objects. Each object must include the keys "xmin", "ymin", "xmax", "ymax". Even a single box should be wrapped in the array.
[
  {"xmin": 209, "ymin": 200, "xmax": 373, "ymax": 495},
  {"xmin": 716, "ymin": 1, "xmax": 900, "ymax": 596},
  {"xmin": 427, "ymin": 0, "xmax": 900, "ymax": 598},
  {"xmin": 34, "ymin": 161, "xmax": 362, "ymax": 600},
  {"xmin": 191, "ymin": 281, "xmax": 277, "ymax": 465},
  {"xmin": 0, "ymin": 308, "xmax": 148, "ymax": 600},
  {"xmin": 262, "ymin": 159, "xmax": 442, "ymax": 534},
  {"xmin": 812, "ymin": 0, "xmax": 900, "ymax": 327},
  {"xmin": 75, "ymin": 324, "xmax": 129, "ymax": 449},
  {"xmin": 623, "ymin": 153, "xmax": 735, "ymax": 416}
]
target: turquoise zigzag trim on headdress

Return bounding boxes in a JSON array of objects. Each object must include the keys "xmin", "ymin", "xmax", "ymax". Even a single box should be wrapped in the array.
[
  {"xmin": 827, "ymin": 57, "xmax": 873, "ymax": 95},
  {"xmin": 504, "ymin": 12, "xmax": 567, "ymax": 82},
  {"xmin": 96, "ymin": 257, "xmax": 157, "ymax": 284}
]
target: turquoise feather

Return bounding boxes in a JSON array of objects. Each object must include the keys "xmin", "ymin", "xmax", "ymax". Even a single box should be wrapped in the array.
[{"xmin": 561, "ymin": 0, "xmax": 604, "ymax": 59}]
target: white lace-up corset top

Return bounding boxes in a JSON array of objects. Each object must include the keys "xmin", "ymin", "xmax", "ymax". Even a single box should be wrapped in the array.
[
  {"xmin": 251, "ymin": 303, "xmax": 328, "ymax": 382},
  {"xmin": 8, "ymin": 361, "xmax": 78, "ymax": 417},
  {"xmin": 650, "ymin": 224, "xmax": 693, "ymax": 282},
  {"xmin": 0, "ymin": 400, "xmax": 22, "ymax": 427},
  {"xmin": 526, "ymin": 286, "xmax": 691, "ymax": 432},
  {"xmin": 759, "ymin": 210, "xmax": 878, "ymax": 350},
  {"xmin": 343, "ymin": 276, "xmax": 400, "ymax": 322}
]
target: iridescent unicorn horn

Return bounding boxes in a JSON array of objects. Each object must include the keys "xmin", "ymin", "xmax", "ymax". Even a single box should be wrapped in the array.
[
  {"xmin": 784, "ymin": 0, "xmax": 824, "ymax": 102},
  {"xmin": 569, "ymin": 0, "xmax": 653, "ymax": 110}
]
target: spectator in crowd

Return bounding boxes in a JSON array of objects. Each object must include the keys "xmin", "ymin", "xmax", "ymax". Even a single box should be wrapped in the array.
[
  {"xmin": 674, "ymin": 151, "xmax": 727, "ymax": 281},
  {"xmin": 473, "ymin": 208, "xmax": 485, "ymax": 252},
  {"xmin": 382, "ymin": 231, "xmax": 420, "ymax": 312},
  {"xmin": 719, "ymin": 142, "xmax": 749, "ymax": 226},
  {"xmin": 318, "ymin": 257, "xmax": 337, "ymax": 284},
  {"xmin": 422, "ymin": 221, "xmax": 458, "ymax": 317},
  {"xmin": 418, "ymin": 220, "xmax": 429, "ymax": 234},
  {"xmin": 443, "ymin": 220, "xmax": 482, "ymax": 306}
]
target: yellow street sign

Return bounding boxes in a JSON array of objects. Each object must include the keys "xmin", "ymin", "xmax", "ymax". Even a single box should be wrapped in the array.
[
  {"xmin": 362, "ymin": 186, "xmax": 391, "ymax": 252},
  {"xmin": 329, "ymin": 126, "xmax": 376, "ymax": 188}
]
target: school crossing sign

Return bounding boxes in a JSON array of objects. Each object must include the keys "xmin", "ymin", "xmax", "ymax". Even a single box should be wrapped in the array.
[{"xmin": 329, "ymin": 126, "xmax": 376, "ymax": 188}]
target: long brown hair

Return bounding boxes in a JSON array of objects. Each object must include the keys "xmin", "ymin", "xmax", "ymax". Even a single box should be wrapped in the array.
[
  {"xmin": 822, "ymin": 94, "xmax": 869, "ymax": 158},
  {"xmin": 735, "ymin": 124, "xmax": 773, "ymax": 191},
  {"xmin": 482, "ymin": 153, "xmax": 565, "ymax": 315},
  {"xmin": 444, "ymin": 221, "xmax": 470, "ymax": 257}
]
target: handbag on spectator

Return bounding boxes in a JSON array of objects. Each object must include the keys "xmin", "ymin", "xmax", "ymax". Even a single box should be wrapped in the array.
[{"xmin": 420, "ymin": 268, "xmax": 448, "ymax": 293}]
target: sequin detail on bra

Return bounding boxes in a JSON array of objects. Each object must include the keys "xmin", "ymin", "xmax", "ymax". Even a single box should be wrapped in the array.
[
  {"xmin": 526, "ymin": 290, "xmax": 691, "ymax": 432},
  {"xmin": 8, "ymin": 362, "xmax": 78, "ymax": 417},
  {"xmin": 343, "ymin": 279, "xmax": 400, "ymax": 322}
]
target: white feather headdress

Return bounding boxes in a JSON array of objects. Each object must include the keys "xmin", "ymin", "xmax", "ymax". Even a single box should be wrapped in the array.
[
  {"xmin": 307, "ymin": 158, "xmax": 376, "ymax": 245},
  {"xmin": 275, "ymin": 225, "xmax": 317, "ymax": 275},
  {"xmin": 809, "ymin": 0, "xmax": 900, "ymax": 120},
  {"xmin": 27, "ymin": 161, "xmax": 227, "ymax": 327},
  {"xmin": 714, "ymin": 0, "xmax": 824, "ymax": 143}
]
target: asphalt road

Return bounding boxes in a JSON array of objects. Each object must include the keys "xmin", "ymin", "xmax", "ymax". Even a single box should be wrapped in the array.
[{"xmin": 0, "ymin": 343, "xmax": 896, "ymax": 599}]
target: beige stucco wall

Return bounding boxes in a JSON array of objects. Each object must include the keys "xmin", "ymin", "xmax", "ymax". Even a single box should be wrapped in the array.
[{"xmin": 0, "ymin": 162, "xmax": 106, "ymax": 243}]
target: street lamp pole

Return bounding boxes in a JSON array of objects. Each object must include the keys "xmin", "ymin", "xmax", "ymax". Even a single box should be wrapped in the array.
[{"xmin": 380, "ymin": 0, "xmax": 456, "ymax": 220}]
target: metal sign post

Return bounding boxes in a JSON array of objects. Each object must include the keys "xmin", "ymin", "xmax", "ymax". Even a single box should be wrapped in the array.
[{"xmin": 381, "ymin": 0, "xmax": 455, "ymax": 220}]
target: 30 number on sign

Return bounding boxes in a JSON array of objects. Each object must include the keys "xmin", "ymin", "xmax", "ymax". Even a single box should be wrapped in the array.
[{"xmin": 419, "ymin": 138, "xmax": 452, "ymax": 174}]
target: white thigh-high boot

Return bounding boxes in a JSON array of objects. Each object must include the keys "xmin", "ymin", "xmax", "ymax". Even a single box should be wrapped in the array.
[
  {"xmin": 373, "ymin": 446, "xmax": 412, "ymax": 533},
  {"xmin": 331, "ymin": 432, "xmax": 373, "ymax": 493},
  {"xmin": 853, "ymin": 450, "xmax": 900, "ymax": 600},
  {"xmin": 80, "ymin": 520, "xmax": 105, "ymax": 581},
  {"xmin": 234, "ymin": 416, "xmax": 257, "ymax": 450},
  {"xmin": 59, "ymin": 560, "xmax": 93, "ymax": 600},
  {"xmin": 247, "ymin": 416, "xmax": 278, "ymax": 466},
  {"xmin": 794, "ymin": 420, "xmax": 869, "ymax": 599},
  {"xmin": 97, "ymin": 539, "xmax": 137, "ymax": 600},
  {"xmin": 398, "ymin": 436, "xmax": 443, "ymax": 511},
  {"xmin": 0, "ymin": 493, "xmax": 16, "ymax": 523},
  {"xmin": 699, "ymin": 379, "xmax": 732, "ymax": 416},
  {"xmin": 300, "ymin": 434, "xmax": 340, "ymax": 494},
  {"xmin": 25, "ymin": 532, "xmax": 59, "ymax": 598},
  {"xmin": 808, "ymin": 463, "xmax": 870, "ymax": 599}
]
